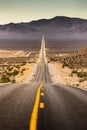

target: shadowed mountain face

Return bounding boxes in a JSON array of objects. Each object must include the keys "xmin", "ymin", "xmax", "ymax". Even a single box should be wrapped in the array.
[{"xmin": 0, "ymin": 16, "xmax": 87, "ymax": 40}]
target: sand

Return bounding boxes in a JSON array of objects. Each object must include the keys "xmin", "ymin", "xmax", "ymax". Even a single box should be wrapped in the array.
[
  {"xmin": 15, "ymin": 63, "xmax": 37, "ymax": 83},
  {"xmin": 48, "ymin": 62, "xmax": 87, "ymax": 89}
]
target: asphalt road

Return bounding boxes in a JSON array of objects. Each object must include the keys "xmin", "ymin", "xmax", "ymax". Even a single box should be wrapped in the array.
[
  {"xmin": 37, "ymin": 84, "xmax": 87, "ymax": 130},
  {"xmin": 0, "ymin": 36, "xmax": 87, "ymax": 130}
]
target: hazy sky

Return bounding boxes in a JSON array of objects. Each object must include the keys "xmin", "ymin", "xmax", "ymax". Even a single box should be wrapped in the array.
[{"xmin": 0, "ymin": 0, "xmax": 87, "ymax": 24}]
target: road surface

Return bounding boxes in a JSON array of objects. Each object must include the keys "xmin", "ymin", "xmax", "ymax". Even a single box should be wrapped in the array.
[{"xmin": 0, "ymin": 36, "xmax": 87, "ymax": 130}]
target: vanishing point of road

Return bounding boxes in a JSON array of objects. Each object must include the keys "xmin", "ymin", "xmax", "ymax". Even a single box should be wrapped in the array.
[{"xmin": 0, "ymin": 36, "xmax": 87, "ymax": 130}]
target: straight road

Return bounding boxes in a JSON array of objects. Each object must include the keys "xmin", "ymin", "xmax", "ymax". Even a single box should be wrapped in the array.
[{"xmin": 0, "ymin": 36, "xmax": 87, "ymax": 130}]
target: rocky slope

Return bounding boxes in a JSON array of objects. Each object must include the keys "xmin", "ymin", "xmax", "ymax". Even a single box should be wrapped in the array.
[
  {"xmin": 47, "ymin": 48, "xmax": 87, "ymax": 88},
  {"xmin": 62, "ymin": 48, "xmax": 87, "ymax": 69}
]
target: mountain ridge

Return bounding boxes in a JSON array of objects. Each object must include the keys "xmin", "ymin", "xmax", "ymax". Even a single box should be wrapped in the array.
[{"xmin": 0, "ymin": 16, "xmax": 87, "ymax": 39}]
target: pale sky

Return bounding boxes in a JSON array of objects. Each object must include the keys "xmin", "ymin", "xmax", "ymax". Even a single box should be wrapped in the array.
[{"xmin": 0, "ymin": 0, "xmax": 87, "ymax": 24}]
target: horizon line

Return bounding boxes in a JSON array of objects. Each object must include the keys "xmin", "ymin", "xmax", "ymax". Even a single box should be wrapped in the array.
[{"xmin": 0, "ymin": 15, "xmax": 87, "ymax": 25}]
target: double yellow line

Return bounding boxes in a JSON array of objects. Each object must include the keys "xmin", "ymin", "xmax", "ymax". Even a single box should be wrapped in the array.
[{"xmin": 29, "ymin": 83, "xmax": 43, "ymax": 130}]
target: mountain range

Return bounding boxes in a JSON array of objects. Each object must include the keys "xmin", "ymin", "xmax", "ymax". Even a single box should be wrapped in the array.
[{"xmin": 0, "ymin": 16, "xmax": 87, "ymax": 40}]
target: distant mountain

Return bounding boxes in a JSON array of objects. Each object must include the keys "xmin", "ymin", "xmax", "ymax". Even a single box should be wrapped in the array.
[{"xmin": 0, "ymin": 16, "xmax": 87, "ymax": 40}]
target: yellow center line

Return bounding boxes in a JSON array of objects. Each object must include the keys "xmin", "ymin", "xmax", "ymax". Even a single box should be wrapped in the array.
[
  {"xmin": 29, "ymin": 83, "xmax": 42, "ymax": 130},
  {"xmin": 41, "ymin": 87, "xmax": 44, "ymax": 91},
  {"xmin": 40, "ymin": 103, "xmax": 45, "ymax": 109},
  {"xmin": 40, "ymin": 93, "xmax": 44, "ymax": 96}
]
